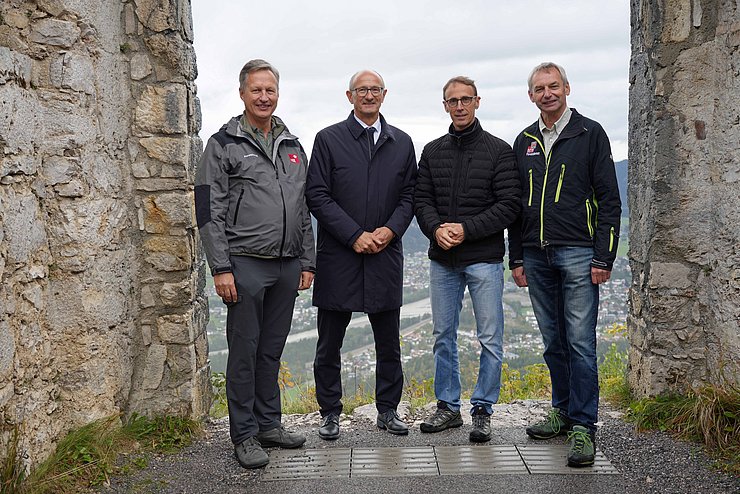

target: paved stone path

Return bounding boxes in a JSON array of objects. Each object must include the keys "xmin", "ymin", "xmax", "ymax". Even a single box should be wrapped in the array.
[{"xmin": 99, "ymin": 400, "xmax": 739, "ymax": 494}]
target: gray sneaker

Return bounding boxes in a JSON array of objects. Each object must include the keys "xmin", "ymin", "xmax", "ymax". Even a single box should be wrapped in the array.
[
  {"xmin": 526, "ymin": 408, "xmax": 570, "ymax": 440},
  {"xmin": 234, "ymin": 436, "xmax": 268, "ymax": 469},
  {"xmin": 256, "ymin": 426, "xmax": 306, "ymax": 449},
  {"xmin": 420, "ymin": 407, "xmax": 463, "ymax": 433},
  {"xmin": 469, "ymin": 407, "xmax": 492, "ymax": 442}
]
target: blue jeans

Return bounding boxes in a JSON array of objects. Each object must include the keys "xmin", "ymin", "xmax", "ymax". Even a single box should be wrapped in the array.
[
  {"xmin": 524, "ymin": 246, "xmax": 599, "ymax": 430},
  {"xmin": 429, "ymin": 260, "xmax": 504, "ymax": 415}
]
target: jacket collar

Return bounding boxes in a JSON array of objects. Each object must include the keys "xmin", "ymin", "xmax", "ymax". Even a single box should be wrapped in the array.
[
  {"xmin": 447, "ymin": 118, "xmax": 483, "ymax": 146},
  {"xmin": 222, "ymin": 114, "xmax": 298, "ymax": 141},
  {"xmin": 526, "ymin": 108, "xmax": 586, "ymax": 139},
  {"xmin": 346, "ymin": 111, "xmax": 396, "ymax": 142}
]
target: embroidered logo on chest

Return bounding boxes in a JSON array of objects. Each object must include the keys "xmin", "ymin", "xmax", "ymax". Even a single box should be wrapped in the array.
[
  {"xmin": 526, "ymin": 141, "xmax": 540, "ymax": 156},
  {"xmin": 288, "ymin": 154, "xmax": 300, "ymax": 164}
]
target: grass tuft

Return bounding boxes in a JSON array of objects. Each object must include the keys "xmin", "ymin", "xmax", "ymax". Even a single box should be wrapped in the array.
[
  {"xmin": 629, "ymin": 385, "xmax": 740, "ymax": 473},
  {"xmin": 1, "ymin": 424, "xmax": 25, "ymax": 494},
  {"xmin": 9, "ymin": 414, "xmax": 201, "ymax": 494}
]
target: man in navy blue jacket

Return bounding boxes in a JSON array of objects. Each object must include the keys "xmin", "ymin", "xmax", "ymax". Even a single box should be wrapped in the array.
[
  {"xmin": 508, "ymin": 62, "xmax": 621, "ymax": 468},
  {"xmin": 306, "ymin": 70, "xmax": 417, "ymax": 440}
]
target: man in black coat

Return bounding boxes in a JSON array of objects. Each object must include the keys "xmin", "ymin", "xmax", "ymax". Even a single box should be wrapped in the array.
[
  {"xmin": 305, "ymin": 69, "xmax": 417, "ymax": 440},
  {"xmin": 414, "ymin": 76, "xmax": 521, "ymax": 443}
]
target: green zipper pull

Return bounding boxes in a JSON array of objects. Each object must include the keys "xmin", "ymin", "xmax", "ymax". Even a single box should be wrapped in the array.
[{"xmin": 609, "ymin": 226, "xmax": 615, "ymax": 252}]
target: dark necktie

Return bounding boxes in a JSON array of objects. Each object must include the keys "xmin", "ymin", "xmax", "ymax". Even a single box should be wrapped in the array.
[{"xmin": 365, "ymin": 126, "xmax": 376, "ymax": 159}]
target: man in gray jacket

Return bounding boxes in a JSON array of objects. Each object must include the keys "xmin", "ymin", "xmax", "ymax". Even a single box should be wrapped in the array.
[{"xmin": 194, "ymin": 59, "xmax": 315, "ymax": 469}]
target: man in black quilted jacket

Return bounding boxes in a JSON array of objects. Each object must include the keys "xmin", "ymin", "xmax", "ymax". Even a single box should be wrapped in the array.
[{"xmin": 414, "ymin": 76, "xmax": 521, "ymax": 442}]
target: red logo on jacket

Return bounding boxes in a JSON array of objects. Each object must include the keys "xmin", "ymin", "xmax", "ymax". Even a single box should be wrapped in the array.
[
  {"xmin": 288, "ymin": 154, "xmax": 300, "ymax": 164},
  {"xmin": 526, "ymin": 141, "xmax": 539, "ymax": 156}
]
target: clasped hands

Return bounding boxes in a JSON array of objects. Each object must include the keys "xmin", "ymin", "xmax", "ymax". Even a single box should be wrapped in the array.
[
  {"xmin": 352, "ymin": 226, "xmax": 394, "ymax": 254},
  {"xmin": 434, "ymin": 222, "xmax": 465, "ymax": 250}
]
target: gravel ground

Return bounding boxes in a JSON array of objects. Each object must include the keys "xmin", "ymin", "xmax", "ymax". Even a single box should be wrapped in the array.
[{"xmin": 97, "ymin": 400, "xmax": 738, "ymax": 494}]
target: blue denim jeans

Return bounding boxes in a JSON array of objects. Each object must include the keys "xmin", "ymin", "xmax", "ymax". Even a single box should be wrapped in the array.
[
  {"xmin": 429, "ymin": 260, "xmax": 504, "ymax": 415},
  {"xmin": 523, "ymin": 246, "xmax": 599, "ymax": 430}
]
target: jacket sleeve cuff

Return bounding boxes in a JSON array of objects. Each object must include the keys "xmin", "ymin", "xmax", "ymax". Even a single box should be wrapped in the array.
[
  {"xmin": 211, "ymin": 266, "xmax": 232, "ymax": 276},
  {"xmin": 347, "ymin": 228, "xmax": 364, "ymax": 248},
  {"xmin": 590, "ymin": 258, "xmax": 613, "ymax": 271},
  {"xmin": 509, "ymin": 259, "xmax": 524, "ymax": 270}
]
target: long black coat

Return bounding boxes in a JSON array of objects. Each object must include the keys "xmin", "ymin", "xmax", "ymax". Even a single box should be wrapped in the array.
[{"xmin": 306, "ymin": 112, "xmax": 417, "ymax": 313}]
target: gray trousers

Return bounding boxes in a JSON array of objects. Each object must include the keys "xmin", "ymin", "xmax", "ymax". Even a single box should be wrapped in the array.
[{"xmin": 225, "ymin": 255, "xmax": 300, "ymax": 445}]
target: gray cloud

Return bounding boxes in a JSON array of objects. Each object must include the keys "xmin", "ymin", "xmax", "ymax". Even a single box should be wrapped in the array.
[{"xmin": 191, "ymin": 0, "xmax": 629, "ymax": 159}]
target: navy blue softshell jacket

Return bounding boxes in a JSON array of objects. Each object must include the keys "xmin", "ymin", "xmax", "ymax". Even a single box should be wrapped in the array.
[{"xmin": 508, "ymin": 109, "xmax": 621, "ymax": 270}]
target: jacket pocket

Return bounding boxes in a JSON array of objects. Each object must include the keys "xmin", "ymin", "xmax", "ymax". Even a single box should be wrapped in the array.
[
  {"xmin": 460, "ymin": 154, "xmax": 473, "ymax": 192},
  {"xmin": 527, "ymin": 169, "xmax": 533, "ymax": 207},
  {"xmin": 232, "ymin": 187, "xmax": 245, "ymax": 226},
  {"xmin": 554, "ymin": 164, "xmax": 566, "ymax": 203}
]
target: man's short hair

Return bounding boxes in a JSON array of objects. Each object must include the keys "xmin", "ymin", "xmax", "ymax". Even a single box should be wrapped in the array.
[
  {"xmin": 348, "ymin": 70, "xmax": 385, "ymax": 90},
  {"xmin": 239, "ymin": 59, "xmax": 280, "ymax": 90},
  {"xmin": 527, "ymin": 62, "xmax": 569, "ymax": 91},
  {"xmin": 443, "ymin": 76, "xmax": 477, "ymax": 99}
]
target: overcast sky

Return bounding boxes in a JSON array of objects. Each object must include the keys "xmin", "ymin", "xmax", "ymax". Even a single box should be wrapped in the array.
[{"xmin": 190, "ymin": 0, "xmax": 630, "ymax": 161}]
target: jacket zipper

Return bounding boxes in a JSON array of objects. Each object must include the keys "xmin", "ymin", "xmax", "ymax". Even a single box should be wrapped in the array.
[
  {"xmin": 585, "ymin": 200, "xmax": 594, "ymax": 237},
  {"xmin": 448, "ymin": 138, "xmax": 463, "ymax": 265},
  {"xmin": 232, "ymin": 187, "xmax": 245, "ymax": 225},
  {"xmin": 524, "ymin": 132, "xmax": 551, "ymax": 247},
  {"xmin": 554, "ymin": 164, "xmax": 565, "ymax": 203},
  {"xmin": 276, "ymin": 153, "xmax": 287, "ymax": 256},
  {"xmin": 527, "ymin": 169, "xmax": 533, "ymax": 207}
]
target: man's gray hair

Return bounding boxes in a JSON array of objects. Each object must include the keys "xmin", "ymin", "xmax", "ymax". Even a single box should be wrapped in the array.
[
  {"xmin": 348, "ymin": 70, "xmax": 385, "ymax": 90},
  {"xmin": 527, "ymin": 62, "xmax": 569, "ymax": 91},
  {"xmin": 239, "ymin": 59, "xmax": 280, "ymax": 89},
  {"xmin": 443, "ymin": 76, "xmax": 477, "ymax": 99}
]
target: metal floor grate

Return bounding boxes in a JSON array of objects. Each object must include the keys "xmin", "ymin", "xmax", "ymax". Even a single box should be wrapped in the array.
[
  {"xmin": 517, "ymin": 444, "xmax": 618, "ymax": 474},
  {"xmin": 261, "ymin": 444, "xmax": 619, "ymax": 481}
]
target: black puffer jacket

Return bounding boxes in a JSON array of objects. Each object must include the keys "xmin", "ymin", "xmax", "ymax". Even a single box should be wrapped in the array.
[{"xmin": 414, "ymin": 119, "xmax": 521, "ymax": 267}]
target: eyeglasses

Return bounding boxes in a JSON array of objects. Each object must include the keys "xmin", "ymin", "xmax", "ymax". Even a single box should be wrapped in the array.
[
  {"xmin": 444, "ymin": 96, "xmax": 477, "ymax": 107},
  {"xmin": 352, "ymin": 87, "xmax": 384, "ymax": 97}
]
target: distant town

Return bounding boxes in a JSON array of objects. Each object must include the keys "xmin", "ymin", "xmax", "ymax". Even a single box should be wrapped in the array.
[{"xmin": 206, "ymin": 225, "xmax": 630, "ymax": 394}]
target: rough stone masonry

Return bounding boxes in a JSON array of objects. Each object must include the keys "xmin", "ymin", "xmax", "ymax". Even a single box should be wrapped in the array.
[
  {"xmin": 629, "ymin": 0, "xmax": 740, "ymax": 395},
  {"xmin": 0, "ymin": 0, "xmax": 209, "ymax": 470},
  {"xmin": 1, "ymin": 0, "xmax": 738, "ymax": 472}
]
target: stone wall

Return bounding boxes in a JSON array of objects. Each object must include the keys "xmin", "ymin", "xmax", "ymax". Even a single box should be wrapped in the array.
[
  {"xmin": 629, "ymin": 0, "xmax": 740, "ymax": 396},
  {"xmin": 0, "ymin": 0, "xmax": 209, "ymax": 469}
]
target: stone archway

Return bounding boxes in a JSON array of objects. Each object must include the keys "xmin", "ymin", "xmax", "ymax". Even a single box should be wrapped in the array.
[
  {"xmin": 1, "ymin": 0, "xmax": 738, "ymax": 471},
  {"xmin": 628, "ymin": 0, "xmax": 739, "ymax": 395}
]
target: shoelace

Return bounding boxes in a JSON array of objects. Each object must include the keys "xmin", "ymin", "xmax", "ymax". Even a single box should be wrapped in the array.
[
  {"xmin": 567, "ymin": 429, "xmax": 593, "ymax": 453},
  {"xmin": 547, "ymin": 409, "xmax": 563, "ymax": 434}
]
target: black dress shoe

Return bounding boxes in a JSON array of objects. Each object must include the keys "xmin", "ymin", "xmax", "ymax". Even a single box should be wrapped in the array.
[
  {"xmin": 318, "ymin": 414, "xmax": 340, "ymax": 440},
  {"xmin": 377, "ymin": 409, "xmax": 409, "ymax": 435}
]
